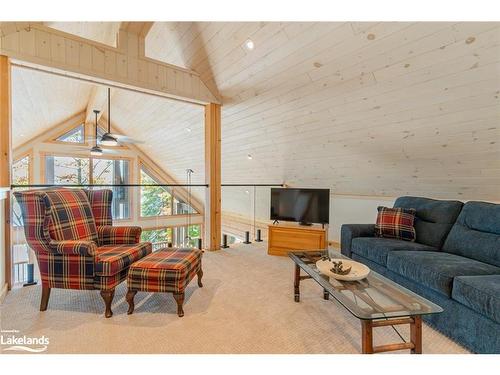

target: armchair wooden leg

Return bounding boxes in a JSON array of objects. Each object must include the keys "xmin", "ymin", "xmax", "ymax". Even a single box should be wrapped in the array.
[
  {"xmin": 100, "ymin": 289, "xmax": 115, "ymax": 318},
  {"xmin": 40, "ymin": 286, "xmax": 51, "ymax": 311},
  {"xmin": 173, "ymin": 292, "xmax": 185, "ymax": 317},
  {"xmin": 126, "ymin": 289, "xmax": 137, "ymax": 315},
  {"xmin": 197, "ymin": 267, "xmax": 203, "ymax": 288}
]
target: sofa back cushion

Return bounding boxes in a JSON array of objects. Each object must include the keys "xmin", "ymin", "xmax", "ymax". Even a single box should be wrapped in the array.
[
  {"xmin": 393, "ymin": 196, "xmax": 463, "ymax": 249},
  {"xmin": 44, "ymin": 189, "xmax": 98, "ymax": 243},
  {"xmin": 443, "ymin": 201, "xmax": 500, "ymax": 267}
]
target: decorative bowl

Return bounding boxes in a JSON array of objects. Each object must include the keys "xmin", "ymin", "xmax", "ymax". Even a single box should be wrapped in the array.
[{"xmin": 316, "ymin": 258, "xmax": 370, "ymax": 281}]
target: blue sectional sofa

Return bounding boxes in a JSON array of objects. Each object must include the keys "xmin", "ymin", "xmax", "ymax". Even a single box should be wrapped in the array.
[{"xmin": 341, "ymin": 196, "xmax": 500, "ymax": 353}]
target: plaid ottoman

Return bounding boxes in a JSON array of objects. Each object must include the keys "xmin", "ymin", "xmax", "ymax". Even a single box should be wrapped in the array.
[{"xmin": 126, "ymin": 248, "xmax": 203, "ymax": 317}]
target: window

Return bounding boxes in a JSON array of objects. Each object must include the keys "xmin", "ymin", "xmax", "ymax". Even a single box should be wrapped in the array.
[
  {"xmin": 140, "ymin": 165, "xmax": 198, "ymax": 217},
  {"xmin": 12, "ymin": 156, "xmax": 29, "ymax": 186},
  {"xmin": 141, "ymin": 228, "xmax": 172, "ymax": 250},
  {"xmin": 56, "ymin": 124, "xmax": 85, "ymax": 143},
  {"xmin": 45, "ymin": 156, "xmax": 130, "ymax": 219},
  {"xmin": 45, "ymin": 156, "xmax": 90, "ymax": 185},
  {"xmin": 12, "ymin": 156, "xmax": 30, "ymax": 227},
  {"xmin": 140, "ymin": 167, "xmax": 173, "ymax": 217},
  {"xmin": 92, "ymin": 158, "xmax": 130, "ymax": 220},
  {"xmin": 173, "ymin": 225, "xmax": 201, "ymax": 248},
  {"xmin": 173, "ymin": 195, "xmax": 197, "ymax": 215},
  {"xmin": 141, "ymin": 226, "xmax": 200, "ymax": 250}
]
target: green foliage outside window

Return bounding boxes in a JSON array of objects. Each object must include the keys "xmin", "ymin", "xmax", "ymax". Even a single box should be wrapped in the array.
[
  {"xmin": 141, "ymin": 228, "xmax": 172, "ymax": 244},
  {"xmin": 140, "ymin": 168, "xmax": 173, "ymax": 216}
]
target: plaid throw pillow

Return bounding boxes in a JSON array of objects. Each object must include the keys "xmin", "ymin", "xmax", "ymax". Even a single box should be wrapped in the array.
[{"xmin": 374, "ymin": 206, "xmax": 416, "ymax": 242}]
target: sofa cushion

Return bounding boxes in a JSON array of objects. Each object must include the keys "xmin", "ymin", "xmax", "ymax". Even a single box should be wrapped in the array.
[
  {"xmin": 443, "ymin": 201, "xmax": 500, "ymax": 267},
  {"xmin": 351, "ymin": 237, "xmax": 436, "ymax": 266},
  {"xmin": 375, "ymin": 206, "xmax": 416, "ymax": 241},
  {"xmin": 44, "ymin": 189, "xmax": 98, "ymax": 243},
  {"xmin": 452, "ymin": 275, "xmax": 500, "ymax": 324},
  {"xmin": 386, "ymin": 251, "xmax": 500, "ymax": 297},
  {"xmin": 95, "ymin": 243, "xmax": 152, "ymax": 276},
  {"xmin": 393, "ymin": 196, "xmax": 463, "ymax": 249}
]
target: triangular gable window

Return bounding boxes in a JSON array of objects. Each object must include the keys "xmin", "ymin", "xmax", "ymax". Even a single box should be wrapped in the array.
[
  {"xmin": 56, "ymin": 124, "xmax": 85, "ymax": 143},
  {"xmin": 140, "ymin": 166, "xmax": 198, "ymax": 217}
]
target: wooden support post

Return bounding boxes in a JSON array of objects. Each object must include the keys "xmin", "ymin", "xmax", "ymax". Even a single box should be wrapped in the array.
[
  {"xmin": 0, "ymin": 55, "xmax": 12, "ymax": 290},
  {"xmin": 204, "ymin": 103, "xmax": 221, "ymax": 251}
]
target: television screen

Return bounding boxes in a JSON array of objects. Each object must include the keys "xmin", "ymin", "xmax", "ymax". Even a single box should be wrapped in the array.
[{"xmin": 270, "ymin": 188, "xmax": 330, "ymax": 224}]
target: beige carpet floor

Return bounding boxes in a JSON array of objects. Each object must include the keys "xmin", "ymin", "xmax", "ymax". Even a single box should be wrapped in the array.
[{"xmin": 0, "ymin": 242, "xmax": 469, "ymax": 354}]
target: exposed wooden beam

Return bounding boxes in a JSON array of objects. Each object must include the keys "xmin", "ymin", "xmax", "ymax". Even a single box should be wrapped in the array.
[
  {"xmin": 204, "ymin": 103, "xmax": 221, "ymax": 251},
  {"xmin": 120, "ymin": 22, "xmax": 154, "ymax": 38},
  {"xmin": 0, "ymin": 55, "xmax": 12, "ymax": 290},
  {"xmin": 0, "ymin": 23, "xmax": 219, "ymax": 105}
]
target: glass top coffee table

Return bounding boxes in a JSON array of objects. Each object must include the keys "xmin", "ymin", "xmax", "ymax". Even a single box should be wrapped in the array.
[{"xmin": 289, "ymin": 250, "xmax": 443, "ymax": 354}]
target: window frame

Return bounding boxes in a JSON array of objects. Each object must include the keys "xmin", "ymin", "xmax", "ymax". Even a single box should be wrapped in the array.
[
  {"xmin": 41, "ymin": 151, "xmax": 134, "ymax": 221},
  {"xmin": 138, "ymin": 160, "xmax": 199, "ymax": 219}
]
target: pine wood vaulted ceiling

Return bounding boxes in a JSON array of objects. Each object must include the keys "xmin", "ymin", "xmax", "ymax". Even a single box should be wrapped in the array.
[{"xmin": 10, "ymin": 22, "xmax": 500, "ymax": 202}]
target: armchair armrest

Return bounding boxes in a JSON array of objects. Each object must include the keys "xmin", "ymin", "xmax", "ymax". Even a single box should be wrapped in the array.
[
  {"xmin": 97, "ymin": 226, "xmax": 142, "ymax": 245},
  {"xmin": 340, "ymin": 224, "xmax": 375, "ymax": 258},
  {"xmin": 49, "ymin": 240, "xmax": 97, "ymax": 256}
]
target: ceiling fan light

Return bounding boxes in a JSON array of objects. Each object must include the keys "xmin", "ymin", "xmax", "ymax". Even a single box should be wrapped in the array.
[
  {"xmin": 100, "ymin": 133, "xmax": 119, "ymax": 146},
  {"xmin": 90, "ymin": 146, "xmax": 103, "ymax": 156}
]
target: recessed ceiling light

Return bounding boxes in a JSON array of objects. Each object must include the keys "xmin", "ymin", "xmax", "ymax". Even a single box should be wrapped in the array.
[
  {"xmin": 245, "ymin": 190, "xmax": 250, "ymax": 195},
  {"xmin": 247, "ymin": 154, "xmax": 253, "ymax": 160},
  {"xmin": 20, "ymin": 134, "xmax": 25, "ymax": 137},
  {"xmin": 186, "ymin": 127, "xmax": 192, "ymax": 133},
  {"xmin": 244, "ymin": 39, "xmax": 255, "ymax": 50}
]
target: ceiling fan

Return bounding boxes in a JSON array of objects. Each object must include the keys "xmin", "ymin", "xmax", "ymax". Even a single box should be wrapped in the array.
[
  {"xmin": 87, "ymin": 88, "xmax": 144, "ymax": 148},
  {"xmin": 90, "ymin": 110, "xmax": 117, "ymax": 156}
]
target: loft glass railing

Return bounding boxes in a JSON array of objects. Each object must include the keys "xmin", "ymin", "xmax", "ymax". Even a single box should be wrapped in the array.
[
  {"xmin": 10, "ymin": 182, "xmax": 282, "ymax": 286},
  {"xmin": 220, "ymin": 184, "xmax": 281, "ymax": 246}
]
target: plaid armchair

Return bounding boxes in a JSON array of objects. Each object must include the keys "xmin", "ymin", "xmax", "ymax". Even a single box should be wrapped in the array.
[{"xmin": 14, "ymin": 188, "xmax": 152, "ymax": 318}]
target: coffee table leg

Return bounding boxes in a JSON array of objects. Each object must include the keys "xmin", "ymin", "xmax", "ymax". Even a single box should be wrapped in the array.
[
  {"xmin": 361, "ymin": 320, "xmax": 374, "ymax": 354},
  {"xmin": 323, "ymin": 289, "xmax": 329, "ymax": 300},
  {"xmin": 410, "ymin": 316, "xmax": 422, "ymax": 354},
  {"xmin": 173, "ymin": 292, "xmax": 185, "ymax": 317},
  {"xmin": 294, "ymin": 264, "xmax": 301, "ymax": 302},
  {"xmin": 126, "ymin": 290, "xmax": 137, "ymax": 315}
]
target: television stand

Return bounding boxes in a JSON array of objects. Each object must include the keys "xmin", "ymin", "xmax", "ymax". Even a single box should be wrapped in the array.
[{"xmin": 268, "ymin": 224, "xmax": 327, "ymax": 256}]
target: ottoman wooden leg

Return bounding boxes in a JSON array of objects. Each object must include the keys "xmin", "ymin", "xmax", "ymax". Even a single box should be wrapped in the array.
[
  {"xmin": 126, "ymin": 289, "xmax": 137, "ymax": 315},
  {"xmin": 100, "ymin": 289, "xmax": 115, "ymax": 318},
  {"xmin": 173, "ymin": 292, "xmax": 185, "ymax": 317},
  {"xmin": 197, "ymin": 267, "xmax": 203, "ymax": 288}
]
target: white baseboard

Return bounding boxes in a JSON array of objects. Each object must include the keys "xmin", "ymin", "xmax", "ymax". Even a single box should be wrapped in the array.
[{"xmin": 0, "ymin": 284, "xmax": 8, "ymax": 304}]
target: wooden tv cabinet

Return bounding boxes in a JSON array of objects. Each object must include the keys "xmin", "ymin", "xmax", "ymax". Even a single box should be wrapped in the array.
[{"xmin": 267, "ymin": 224, "xmax": 327, "ymax": 256}]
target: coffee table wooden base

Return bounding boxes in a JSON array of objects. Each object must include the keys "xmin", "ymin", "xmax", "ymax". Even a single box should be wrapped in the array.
[
  {"xmin": 293, "ymin": 263, "xmax": 423, "ymax": 354},
  {"xmin": 361, "ymin": 316, "xmax": 422, "ymax": 354}
]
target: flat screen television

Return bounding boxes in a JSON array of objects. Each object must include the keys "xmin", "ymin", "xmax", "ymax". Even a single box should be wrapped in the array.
[{"xmin": 270, "ymin": 188, "xmax": 330, "ymax": 225}]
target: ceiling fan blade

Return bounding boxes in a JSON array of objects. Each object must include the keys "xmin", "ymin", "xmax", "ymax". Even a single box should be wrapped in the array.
[
  {"xmin": 108, "ymin": 134, "xmax": 144, "ymax": 144},
  {"xmin": 101, "ymin": 148, "xmax": 120, "ymax": 154}
]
